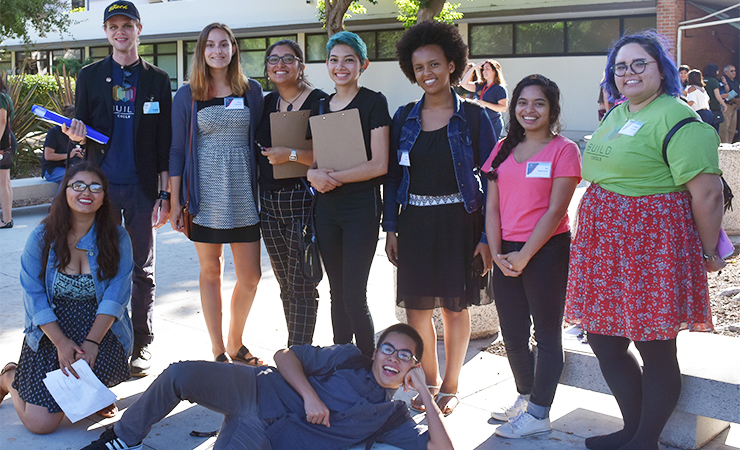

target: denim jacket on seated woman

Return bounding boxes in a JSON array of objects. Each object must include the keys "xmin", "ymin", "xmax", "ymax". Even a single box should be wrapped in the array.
[
  {"xmin": 20, "ymin": 223, "xmax": 134, "ymax": 357},
  {"xmin": 382, "ymin": 89, "xmax": 495, "ymax": 238}
]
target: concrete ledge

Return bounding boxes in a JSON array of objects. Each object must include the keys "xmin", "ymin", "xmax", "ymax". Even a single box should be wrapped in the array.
[
  {"xmin": 719, "ymin": 144, "xmax": 740, "ymax": 234},
  {"xmin": 560, "ymin": 331, "xmax": 740, "ymax": 449},
  {"xmin": 11, "ymin": 177, "xmax": 58, "ymax": 202}
]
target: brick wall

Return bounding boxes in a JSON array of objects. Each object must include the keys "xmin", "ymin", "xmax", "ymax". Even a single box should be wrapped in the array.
[
  {"xmin": 657, "ymin": 0, "xmax": 685, "ymax": 57},
  {"xmin": 680, "ymin": 3, "xmax": 739, "ymax": 73}
]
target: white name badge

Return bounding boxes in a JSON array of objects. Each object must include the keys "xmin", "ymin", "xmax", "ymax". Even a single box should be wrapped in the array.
[
  {"xmin": 526, "ymin": 161, "xmax": 552, "ymax": 178},
  {"xmin": 618, "ymin": 119, "xmax": 645, "ymax": 136},
  {"xmin": 143, "ymin": 101, "xmax": 160, "ymax": 114},
  {"xmin": 225, "ymin": 97, "xmax": 245, "ymax": 110},
  {"xmin": 399, "ymin": 151, "xmax": 411, "ymax": 167}
]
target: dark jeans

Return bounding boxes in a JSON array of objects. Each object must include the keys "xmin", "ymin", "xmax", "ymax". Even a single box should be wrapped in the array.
[
  {"xmin": 108, "ymin": 183, "xmax": 157, "ymax": 345},
  {"xmin": 491, "ymin": 232, "xmax": 570, "ymax": 408},
  {"xmin": 315, "ymin": 187, "xmax": 381, "ymax": 356}
]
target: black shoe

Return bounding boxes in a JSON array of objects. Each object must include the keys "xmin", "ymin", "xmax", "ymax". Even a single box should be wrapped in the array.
[
  {"xmin": 0, "ymin": 220, "xmax": 12, "ymax": 229},
  {"xmin": 81, "ymin": 427, "xmax": 143, "ymax": 450},
  {"xmin": 130, "ymin": 344, "xmax": 152, "ymax": 378}
]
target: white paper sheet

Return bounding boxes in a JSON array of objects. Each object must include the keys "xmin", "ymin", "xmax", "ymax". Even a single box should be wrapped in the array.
[{"xmin": 42, "ymin": 359, "xmax": 117, "ymax": 423}]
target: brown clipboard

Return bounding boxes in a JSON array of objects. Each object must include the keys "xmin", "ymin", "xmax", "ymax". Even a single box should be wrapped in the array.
[
  {"xmin": 309, "ymin": 108, "xmax": 367, "ymax": 171},
  {"xmin": 270, "ymin": 110, "xmax": 312, "ymax": 179}
]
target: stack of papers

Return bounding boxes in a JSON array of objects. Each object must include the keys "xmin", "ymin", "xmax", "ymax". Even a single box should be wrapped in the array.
[{"xmin": 42, "ymin": 359, "xmax": 117, "ymax": 423}]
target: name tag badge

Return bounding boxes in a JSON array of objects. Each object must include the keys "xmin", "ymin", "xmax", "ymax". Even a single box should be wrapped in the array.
[
  {"xmin": 618, "ymin": 119, "xmax": 645, "ymax": 136},
  {"xmin": 399, "ymin": 151, "xmax": 411, "ymax": 167},
  {"xmin": 225, "ymin": 97, "xmax": 245, "ymax": 110},
  {"xmin": 143, "ymin": 101, "xmax": 160, "ymax": 114},
  {"xmin": 526, "ymin": 161, "xmax": 552, "ymax": 178}
]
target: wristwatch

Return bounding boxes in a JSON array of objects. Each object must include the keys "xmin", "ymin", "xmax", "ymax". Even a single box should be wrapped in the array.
[
  {"xmin": 289, "ymin": 148, "xmax": 298, "ymax": 162},
  {"xmin": 158, "ymin": 190, "xmax": 171, "ymax": 201}
]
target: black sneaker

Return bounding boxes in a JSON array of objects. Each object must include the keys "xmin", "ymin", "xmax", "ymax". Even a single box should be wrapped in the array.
[
  {"xmin": 81, "ymin": 427, "xmax": 143, "ymax": 450},
  {"xmin": 129, "ymin": 343, "xmax": 152, "ymax": 378}
]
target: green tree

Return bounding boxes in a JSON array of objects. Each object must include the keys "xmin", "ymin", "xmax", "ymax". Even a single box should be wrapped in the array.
[{"xmin": 0, "ymin": 0, "xmax": 72, "ymax": 45}]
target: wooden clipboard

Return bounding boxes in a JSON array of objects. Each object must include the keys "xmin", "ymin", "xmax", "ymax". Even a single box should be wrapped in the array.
[
  {"xmin": 270, "ymin": 110, "xmax": 312, "ymax": 179},
  {"xmin": 309, "ymin": 108, "xmax": 367, "ymax": 171}
]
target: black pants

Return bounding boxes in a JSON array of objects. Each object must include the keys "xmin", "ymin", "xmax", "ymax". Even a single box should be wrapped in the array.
[
  {"xmin": 491, "ymin": 232, "xmax": 570, "ymax": 408},
  {"xmin": 315, "ymin": 188, "xmax": 381, "ymax": 356}
]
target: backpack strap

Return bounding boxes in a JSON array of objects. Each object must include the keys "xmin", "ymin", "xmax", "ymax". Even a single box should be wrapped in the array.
[{"xmin": 662, "ymin": 117, "xmax": 701, "ymax": 166}]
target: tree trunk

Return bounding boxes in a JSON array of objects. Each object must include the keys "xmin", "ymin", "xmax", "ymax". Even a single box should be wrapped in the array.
[
  {"xmin": 326, "ymin": 0, "xmax": 354, "ymax": 36},
  {"xmin": 417, "ymin": 0, "xmax": 446, "ymax": 23}
]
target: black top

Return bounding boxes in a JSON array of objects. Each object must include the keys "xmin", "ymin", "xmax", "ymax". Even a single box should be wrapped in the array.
[
  {"xmin": 42, "ymin": 126, "xmax": 73, "ymax": 174},
  {"xmin": 255, "ymin": 89, "xmax": 329, "ymax": 191},
  {"xmin": 408, "ymin": 126, "xmax": 458, "ymax": 196},
  {"xmin": 308, "ymin": 87, "xmax": 392, "ymax": 195}
]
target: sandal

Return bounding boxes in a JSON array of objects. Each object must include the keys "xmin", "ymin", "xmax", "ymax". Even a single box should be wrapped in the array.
[
  {"xmin": 231, "ymin": 346, "xmax": 265, "ymax": 366},
  {"xmin": 96, "ymin": 402, "xmax": 118, "ymax": 418},
  {"xmin": 0, "ymin": 220, "xmax": 12, "ymax": 229},
  {"xmin": 410, "ymin": 385, "xmax": 440, "ymax": 413},
  {"xmin": 436, "ymin": 392, "xmax": 460, "ymax": 417},
  {"xmin": 1, "ymin": 362, "xmax": 17, "ymax": 402},
  {"xmin": 215, "ymin": 353, "xmax": 231, "ymax": 363}
]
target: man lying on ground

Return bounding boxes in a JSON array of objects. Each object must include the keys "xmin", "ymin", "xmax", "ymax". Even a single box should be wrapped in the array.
[{"xmin": 81, "ymin": 323, "xmax": 454, "ymax": 450}]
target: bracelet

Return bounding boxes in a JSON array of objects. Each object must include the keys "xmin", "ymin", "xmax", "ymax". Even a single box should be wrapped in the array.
[
  {"xmin": 158, "ymin": 190, "xmax": 171, "ymax": 201},
  {"xmin": 84, "ymin": 338, "xmax": 100, "ymax": 346},
  {"xmin": 703, "ymin": 252, "xmax": 718, "ymax": 261}
]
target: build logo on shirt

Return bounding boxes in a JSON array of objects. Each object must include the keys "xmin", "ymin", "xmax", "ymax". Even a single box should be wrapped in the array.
[{"xmin": 113, "ymin": 85, "xmax": 135, "ymax": 120}]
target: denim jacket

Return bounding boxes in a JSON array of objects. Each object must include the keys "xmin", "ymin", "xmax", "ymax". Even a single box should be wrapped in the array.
[
  {"xmin": 20, "ymin": 223, "xmax": 134, "ymax": 356},
  {"xmin": 382, "ymin": 90, "xmax": 495, "ymax": 239}
]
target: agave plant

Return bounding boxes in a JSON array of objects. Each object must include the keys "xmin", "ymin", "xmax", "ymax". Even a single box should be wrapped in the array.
[{"xmin": 47, "ymin": 65, "xmax": 76, "ymax": 114}]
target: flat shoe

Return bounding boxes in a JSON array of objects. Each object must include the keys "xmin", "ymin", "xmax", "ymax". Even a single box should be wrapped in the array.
[
  {"xmin": 96, "ymin": 402, "xmax": 118, "ymax": 418},
  {"xmin": 215, "ymin": 353, "xmax": 231, "ymax": 363},
  {"xmin": 231, "ymin": 346, "xmax": 265, "ymax": 366},
  {"xmin": 0, "ymin": 362, "xmax": 17, "ymax": 402},
  {"xmin": 0, "ymin": 220, "xmax": 12, "ymax": 229},
  {"xmin": 409, "ymin": 385, "xmax": 440, "ymax": 413},
  {"xmin": 436, "ymin": 392, "xmax": 460, "ymax": 417}
]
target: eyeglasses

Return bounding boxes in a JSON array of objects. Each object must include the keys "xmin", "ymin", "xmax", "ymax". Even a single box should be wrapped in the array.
[
  {"xmin": 122, "ymin": 66, "xmax": 133, "ymax": 90},
  {"xmin": 266, "ymin": 55, "xmax": 300, "ymax": 65},
  {"xmin": 67, "ymin": 181, "xmax": 104, "ymax": 193},
  {"xmin": 378, "ymin": 343, "xmax": 416, "ymax": 362},
  {"xmin": 612, "ymin": 60, "xmax": 657, "ymax": 77}
]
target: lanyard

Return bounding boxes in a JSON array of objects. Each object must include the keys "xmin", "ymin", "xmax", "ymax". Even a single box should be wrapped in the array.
[{"xmin": 480, "ymin": 82, "xmax": 494, "ymax": 99}]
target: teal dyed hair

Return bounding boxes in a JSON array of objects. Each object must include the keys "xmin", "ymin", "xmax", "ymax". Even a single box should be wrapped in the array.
[{"xmin": 326, "ymin": 31, "xmax": 368, "ymax": 64}]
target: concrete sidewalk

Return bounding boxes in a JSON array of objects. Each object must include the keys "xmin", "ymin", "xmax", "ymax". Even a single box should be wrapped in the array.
[{"xmin": 0, "ymin": 200, "xmax": 738, "ymax": 450}]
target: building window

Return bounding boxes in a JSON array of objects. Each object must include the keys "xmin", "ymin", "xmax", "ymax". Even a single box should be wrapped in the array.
[
  {"xmin": 90, "ymin": 46, "xmax": 111, "ymax": 63},
  {"xmin": 0, "ymin": 52, "xmax": 11, "ymax": 75},
  {"xmin": 469, "ymin": 15, "xmax": 657, "ymax": 57},
  {"xmin": 305, "ymin": 29, "xmax": 405, "ymax": 63},
  {"xmin": 139, "ymin": 42, "xmax": 178, "ymax": 91}
]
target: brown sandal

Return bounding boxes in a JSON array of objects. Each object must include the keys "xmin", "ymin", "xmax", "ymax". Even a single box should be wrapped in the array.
[
  {"xmin": 1, "ymin": 362, "xmax": 18, "ymax": 403},
  {"xmin": 96, "ymin": 402, "xmax": 118, "ymax": 418}
]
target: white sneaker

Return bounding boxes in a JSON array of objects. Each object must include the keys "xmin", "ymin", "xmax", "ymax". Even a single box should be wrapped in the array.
[
  {"xmin": 494, "ymin": 411, "xmax": 552, "ymax": 439},
  {"xmin": 490, "ymin": 394, "xmax": 529, "ymax": 422}
]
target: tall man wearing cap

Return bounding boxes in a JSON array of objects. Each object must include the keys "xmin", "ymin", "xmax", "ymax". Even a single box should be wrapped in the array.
[
  {"xmin": 721, "ymin": 64, "xmax": 740, "ymax": 143},
  {"xmin": 64, "ymin": 0, "xmax": 172, "ymax": 377}
]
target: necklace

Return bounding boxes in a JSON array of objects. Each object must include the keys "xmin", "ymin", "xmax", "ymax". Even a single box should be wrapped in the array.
[{"xmin": 279, "ymin": 85, "xmax": 306, "ymax": 111}]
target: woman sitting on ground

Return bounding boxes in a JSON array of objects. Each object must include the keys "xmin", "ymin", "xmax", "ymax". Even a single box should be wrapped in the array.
[{"xmin": 1, "ymin": 162, "xmax": 133, "ymax": 434}]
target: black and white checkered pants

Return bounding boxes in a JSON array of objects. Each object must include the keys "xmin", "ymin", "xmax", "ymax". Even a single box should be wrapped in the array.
[{"xmin": 260, "ymin": 186, "xmax": 320, "ymax": 347}]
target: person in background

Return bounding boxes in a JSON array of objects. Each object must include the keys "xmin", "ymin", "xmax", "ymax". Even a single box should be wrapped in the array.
[
  {"xmin": 1, "ymin": 162, "xmax": 133, "ymax": 434},
  {"xmin": 63, "ymin": 0, "xmax": 172, "ymax": 377},
  {"xmin": 306, "ymin": 31, "xmax": 390, "ymax": 357},
  {"xmin": 453, "ymin": 62, "xmax": 476, "ymax": 99},
  {"xmin": 686, "ymin": 69, "xmax": 714, "ymax": 124},
  {"xmin": 0, "ymin": 75, "xmax": 15, "ymax": 228},
  {"xmin": 720, "ymin": 64, "xmax": 739, "ymax": 143},
  {"xmin": 597, "ymin": 70, "xmax": 612, "ymax": 120},
  {"xmin": 386, "ymin": 20, "xmax": 495, "ymax": 417},
  {"xmin": 255, "ymin": 39, "xmax": 329, "ymax": 347},
  {"xmin": 42, "ymin": 105, "xmax": 83, "ymax": 184},
  {"xmin": 169, "ymin": 23, "xmax": 264, "ymax": 365},
  {"xmin": 703, "ymin": 63, "xmax": 727, "ymax": 133},
  {"xmin": 678, "ymin": 64, "xmax": 690, "ymax": 97},
  {"xmin": 460, "ymin": 59, "xmax": 508, "ymax": 141},
  {"xmin": 566, "ymin": 32, "xmax": 725, "ymax": 450},
  {"xmin": 483, "ymin": 75, "xmax": 581, "ymax": 438}
]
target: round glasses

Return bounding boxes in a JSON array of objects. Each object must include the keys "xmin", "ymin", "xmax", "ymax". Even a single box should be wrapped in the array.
[
  {"xmin": 378, "ymin": 342, "xmax": 417, "ymax": 363},
  {"xmin": 266, "ymin": 55, "xmax": 300, "ymax": 65},
  {"xmin": 67, "ymin": 181, "xmax": 104, "ymax": 194},
  {"xmin": 612, "ymin": 60, "xmax": 657, "ymax": 77}
]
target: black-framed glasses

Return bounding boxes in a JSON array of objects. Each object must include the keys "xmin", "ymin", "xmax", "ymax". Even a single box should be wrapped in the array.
[
  {"xmin": 612, "ymin": 60, "xmax": 657, "ymax": 77},
  {"xmin": 266, "ymin": 55, "xmax": 300, "ymax": 65},
  {"xmin": 67, "ymin": 181, "xmax": 104, "ymax": 194},
  {"xmin": 378, "ymin": 343, "xmax": 417, "ymax": 362},
  {"xmin": 122, "ymin": 66, "xmax": 133, "ymax": 90}
]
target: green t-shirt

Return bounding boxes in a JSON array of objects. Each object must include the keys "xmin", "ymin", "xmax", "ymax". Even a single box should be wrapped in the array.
[
  {"xmin": 582, "ymin": 94, "xmax": 721, "ymax": 197},
  {"xmin": 704, "ymin": 77, "xmax": 722, "ymax": 111},
  {"xmin": 0, "ymin": 92, "xmax": 13, "ymax": 121}
]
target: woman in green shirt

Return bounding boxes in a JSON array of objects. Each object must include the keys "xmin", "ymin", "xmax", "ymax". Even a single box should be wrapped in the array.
[
  {"xmin": 703, "ymin": 63, "xmax": 727, "ymax": 133},
  {"xmin": 0, "ymin": 76, "xmax": 15, "ymax": 228}
]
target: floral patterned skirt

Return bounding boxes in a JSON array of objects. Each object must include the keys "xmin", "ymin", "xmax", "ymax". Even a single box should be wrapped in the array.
[{"xmin": 565, "ymin": 184, "xmax": 713, "ymax": 341}]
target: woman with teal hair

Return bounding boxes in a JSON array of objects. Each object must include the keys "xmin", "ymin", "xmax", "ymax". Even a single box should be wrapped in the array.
[{"xmin": 307, "ymin": 31, "xmax": 390, "ymax": 356}]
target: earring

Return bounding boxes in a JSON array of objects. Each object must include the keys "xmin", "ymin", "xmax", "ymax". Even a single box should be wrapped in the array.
[{"xmin": 360, "ymin": 68, "xmax": 364, "ymax": 73}]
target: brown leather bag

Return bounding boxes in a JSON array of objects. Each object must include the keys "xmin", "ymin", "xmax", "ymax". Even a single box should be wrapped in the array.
[{"xmin": 181, "ymin": 99, "xmax": 196, "ymax": 238}]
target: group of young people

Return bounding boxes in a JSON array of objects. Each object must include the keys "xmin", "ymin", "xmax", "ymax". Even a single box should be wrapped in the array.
[
  {"xmin": 677, "ymin": 62, "xmax": 740, "ymax": 142},
  {"xmin": 0, "ymin": 1, "xmax": 728, "ymax": 449}
]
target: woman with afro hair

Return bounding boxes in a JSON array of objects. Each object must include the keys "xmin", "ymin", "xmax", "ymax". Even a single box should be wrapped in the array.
[{"xmin": 383, "ymin": 20, "xmax": 496, "ymax": 416}]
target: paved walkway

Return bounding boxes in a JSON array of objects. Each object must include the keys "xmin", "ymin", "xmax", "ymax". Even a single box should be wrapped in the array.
[{"xmin": 1, "ymin": 195, "xmax": 738, "ymax": 449}]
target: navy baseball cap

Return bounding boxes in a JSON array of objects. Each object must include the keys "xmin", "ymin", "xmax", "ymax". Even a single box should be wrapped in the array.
[{"xmin": 103, "ymin": 1, "xmax": 140, "ymax": 23}]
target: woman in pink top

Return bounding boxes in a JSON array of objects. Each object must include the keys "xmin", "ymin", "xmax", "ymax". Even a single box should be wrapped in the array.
[{"xmin": 483, "ymin": 75, "xmax": 582, "ymax": 439}]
